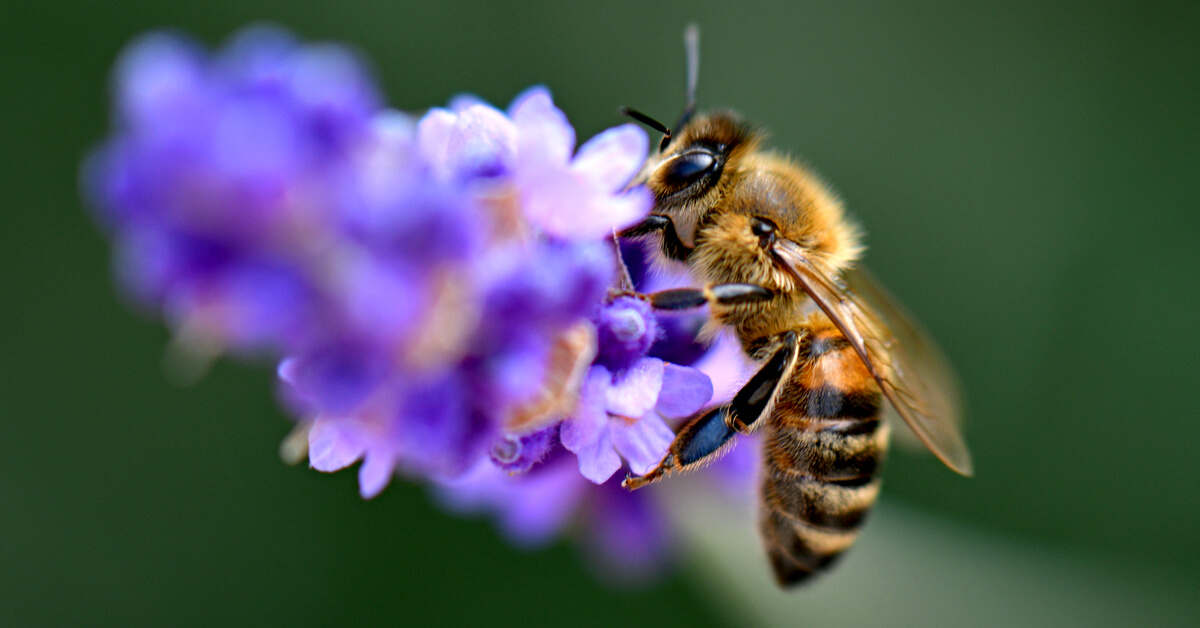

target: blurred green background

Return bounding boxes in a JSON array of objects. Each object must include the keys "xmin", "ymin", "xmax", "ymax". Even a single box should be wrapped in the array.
[{"xmin": 3, "ymin": 1, "xmax": 1199, "ymax": 625}]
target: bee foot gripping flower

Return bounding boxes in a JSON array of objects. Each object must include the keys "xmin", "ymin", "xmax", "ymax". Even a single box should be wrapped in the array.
[{"xmin": 84, "ymin": 24, "xmax": 751, "ymax": 581}]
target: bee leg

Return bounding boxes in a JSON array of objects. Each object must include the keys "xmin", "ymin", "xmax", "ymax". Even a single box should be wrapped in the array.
[
  {"xmin": 640, "ymin": 284, "xmax": 773, "ymax": 310},
  {"xmin": 617, "ymin": 215, "xmax": 692, "ymax": 261},
  {"xmin": 725, "ymin": 330, "xmax": 799, "ymax": 433},
  {"xmin": 623, "ymin": 405, "xmax": 735, "ymax": 490},
  {"xmin": 623, "ymin": 331, "xmax": 799, "ymax": 490}
]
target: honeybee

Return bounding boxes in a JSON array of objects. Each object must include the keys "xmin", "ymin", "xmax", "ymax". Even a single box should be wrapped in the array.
[{"xmin": 618, "ymin": 26, "xmax": 972, "ymax": 586}]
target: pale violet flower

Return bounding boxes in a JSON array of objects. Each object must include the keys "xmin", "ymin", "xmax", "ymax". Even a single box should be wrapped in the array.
[
  {"xmin": 417, "ymin": 87, "xmax": 653, "ymax": 240},
  {"xmin": 561, "ymin": 297, "xmax": 713, "ymax": 484}
]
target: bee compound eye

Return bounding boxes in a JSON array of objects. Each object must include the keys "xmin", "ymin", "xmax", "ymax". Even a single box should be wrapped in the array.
[{"xmin": 662, "ymin": 150, "xmax": 716, "ymax": 186}]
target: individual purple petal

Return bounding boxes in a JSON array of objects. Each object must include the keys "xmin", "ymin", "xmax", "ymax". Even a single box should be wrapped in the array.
[
  {"xmin": 604, "ymin": 357, "xmax": 664, "ymax": 418},
  {"xmin": 571, "ymin": 123, "xmax": 649, "ymax": 192},
  {"xmin": 508, "ymin": 93, "xmax": 652, "ymax": 241},
  {"xmin": 446, "ymin": 93, "xmax": 488, "ymax": 112},
  {"xmin": 358, "ymin": 449, "xmax": 396, "ymax": 499},
  {"xmin": 523, "ymin": 174, "xmax": 651, "ymax": 241},
  {"xmin": 561, "ymin": 367, "xmax": 622, "ymax": 484},
  {"xmin": 517, "ymin": 171, "xmax": 588, "ymax": 239},
  {"xmin": 114, "ymin": 33, "xmax": 209, "ymax": 136},
  {"xmin": 559, "ymin": 367, "xmax": 612, "ymax": 449},
  {"xmin": 415, "ymin": 102, "xmax": 513, "ymax": 181},
  {"xmin": 307, "ymin": 418, "xmax": 364, "ymax": 472},
  {"xmin": 610, "ymin": 411, "xmax": 673, "ymax": 475},
  {"xmin": 509, "ymin": 86, "xmax": 574, "ymax": 167},
  {"xmin": 443, "ymin": 104, "xmax": 516, "ymax": 178},
  {"xmin": 415, "ymin": 107, "xmax": 456, "ymax": 168},
  {"xmin": 585, "ymin": 185, "xmax": 654, "ymax": 234},
  {"xmin": 655, "ymin": 363, "xmax": 713, "ymax": 418},
  {"xmin": 349, "ymin": 111, "xmax": 420, "ymax": 217},
  {"xmin": 570, "ymin": 428, "xmax": 620, "ymax": 485}
]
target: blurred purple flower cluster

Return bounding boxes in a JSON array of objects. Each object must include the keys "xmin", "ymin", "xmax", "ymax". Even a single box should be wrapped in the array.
[{"xmin": 83, "ymin": 25, "xmax": 753, "ymax": 575}]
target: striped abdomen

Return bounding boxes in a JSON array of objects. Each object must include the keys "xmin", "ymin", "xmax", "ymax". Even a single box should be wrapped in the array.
[{"xmin": 758, "ymin": 323, "xmax": 890, "ymax": 586}]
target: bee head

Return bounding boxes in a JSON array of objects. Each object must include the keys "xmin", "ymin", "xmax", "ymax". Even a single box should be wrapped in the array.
[
  {"xmin": 646, "ymin": 111, "xmax": 756, "ymax": 202},
  {"xmin": 618, "ymin": 27, "xmax": 759, "ymax": 245}
]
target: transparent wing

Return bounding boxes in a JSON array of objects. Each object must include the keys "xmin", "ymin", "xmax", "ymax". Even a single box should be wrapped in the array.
[{"xmin": 774, "ymin": 240, "xmax": 973, "ymax": 476}]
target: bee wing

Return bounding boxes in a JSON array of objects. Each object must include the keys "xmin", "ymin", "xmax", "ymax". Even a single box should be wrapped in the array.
[{"xmin": 773, "ymin": 240, "xmax": 973, "ymax": 476}]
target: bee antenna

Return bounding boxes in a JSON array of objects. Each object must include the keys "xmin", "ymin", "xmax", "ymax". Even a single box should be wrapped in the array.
[
  {"xmin": 679, "ymin": 23, "xmax": 700, "ymax": 130},
  {"xmin": 618, "ymin": 25, "xmax": 699, "ymax": 153},
  {"xmin": 619, "ymin": 106, "xmax": 673, "ymax": 152}
]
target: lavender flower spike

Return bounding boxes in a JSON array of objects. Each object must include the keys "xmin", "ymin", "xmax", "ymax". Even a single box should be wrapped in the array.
[{"xmin": 87, "ymin": 25, "xmax": 759, "ymax": 580}]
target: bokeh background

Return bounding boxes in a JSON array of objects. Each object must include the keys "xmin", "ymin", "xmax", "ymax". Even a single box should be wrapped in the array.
[{"xmin": 4, "ymin": 1, "xmax": 1199, "ymax": 625}]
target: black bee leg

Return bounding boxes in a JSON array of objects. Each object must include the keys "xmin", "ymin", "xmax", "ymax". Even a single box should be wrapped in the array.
[
  {"xmin": 618, "ymin": 214, "xmax": 693, "ymax": 262},
  {"xmin": 623, "ymin": 331, "xmax": 799, "ymax": 490},
  {"xmin": 618, "ymin": 214, "xmax": 671, "ymax": 237},
  {"xmin": 623, "ymin": 405, "xmax": 735, "ymax": 490},
  {"xmin": 641, "ymin": 284, "xmax": 773, "ymax": 310},
  {"xmin": 725, "ymin": 330, "xmax": 799, "ymax": 433}
]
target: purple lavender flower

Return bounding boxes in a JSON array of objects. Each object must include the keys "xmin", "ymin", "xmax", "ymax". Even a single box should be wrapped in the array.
[
  {"xmin": 85, "ymin": 24, "xmax": 758, "ymax": 581},
  {"xmin": 561, "ymin": 297, "xmax": 713, "ymax": 484},
  {"xmin": 417, "ymin": 86, "xmax": 653, "ymax": 240}
]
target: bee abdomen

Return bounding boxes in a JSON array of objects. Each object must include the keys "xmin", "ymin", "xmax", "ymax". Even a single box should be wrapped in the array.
[
  {"xmin": 758, "ymin": 330, "xmax": 889, "ymax": 586},
  {"xmin": 770, "ymin": 405, "xmax": 888, "ymax": 483}
]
